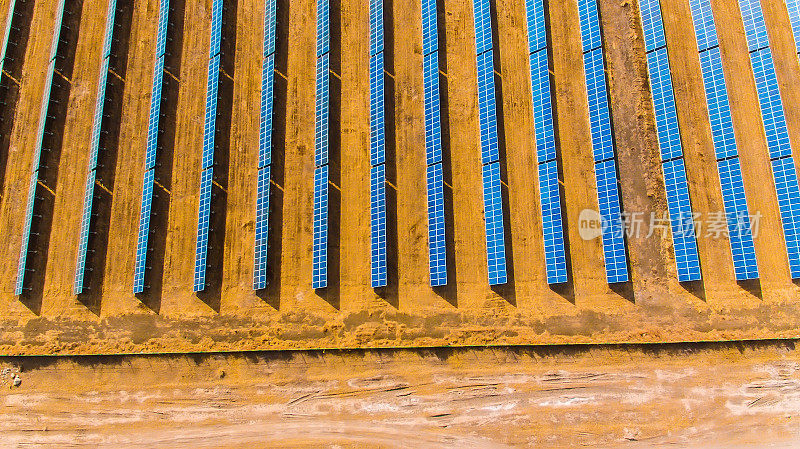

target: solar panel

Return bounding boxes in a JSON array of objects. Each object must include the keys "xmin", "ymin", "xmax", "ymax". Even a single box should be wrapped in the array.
[
  {"xmin": 102, "ymin": 0, "xmax": 118, "ymax": 58},
  {"xmin": 662, "ymin": 159, "xmax": 702, "ymax": 281},
  {"xmin": 716, "ymin": 158, "xmax": 759, "ymax": 279},
  {"xmin": 202, "ymin": 54, "xmax": 220, "ymax": 170},
  {"xmin": 786, "ymin": 0, "xmax": 800, "ymax": 57},
  {"xmin": 317, "ymin": 0, "xmax": 330, "ymax": 57},
  {"xmin": 421, "ymin": 0, "xmax": 438, "ymax": 55},
  {"xmin": 482, "ymin": 162, "xmax": 507, "ymax": 285},
  {"xmin": 315, "ymin": 52, "xmax": 330, "ymax": 167},
  {"xmin": 254, "ymin": 166, "xmax": 271, "ymax": 290},
  {"xmin": 264, "ymin": 0, "xmax": 277, "ymax": 57},
  {"xmin": 646, "ymin": 48, "xmax": 682, "ymax": 161},
  {"xmin": 75, "ymin": 170, "xmax": 96, "ymax": 294},
  {"xmin": 583, "ymin": 48, "xmax": 614, "ymax": 163},
  {"xmin": 690, "ymin": 0, "xmax": 719, "ymax": 51},
  {"xmin": 156, "ymin": 0, "xmax": 170, "ymax": 57},
  {"xmin": 577, "ymin": 0, "xmax": 602, "ymax": 52},
  {"xmin": 525, "ymin": 0, "xmax": 547, "ymax": 53},
  {"xmin": 133, "ymin": 168, "xmax": 155, "ymax": 294},
  {"xmin": 638, "ymin": 0, "xmax": 666, "ymax": 52},
  {"xmin": 472, "ymin": 0, "xmax": 493, "ymax": 55},
  {"xmin": 594, "ymin": 159, "xmax": 629, "ymax": 283},
  {"xmin": 209, "ymin": 0, "xmax": 223, "ymax": 57},
  {"xmin": 423, "ymin": 52, "xmax": 442, "ymax": 165},
  {"xmin": 426, "ymin": 163, "xmax": 447, "ymax": 286},
  {"xmin": 259, "ymin": 54, "xmax": 274, "ymax": 168},
  {"xmin": 737, "ymin": 0, "xmax": 770, "ymax": 52},
  {"xmin": 194, "ymin": 169, "xmax": 213, "ymax": 292},
  {"xmin": 772, "ymin": 156, "xmax": 800, "ymax": 278},
  {"xmin": 370, "ymin": 165, "xmax": 388, "ymax": 287},
  {"xmin": 476, "ymin": 51, "xmax": 499, "ymax": 165},
  {"xmin": 529, "ymin": 49, "xmax": 556, "ymax": 163},
  {"xmin": 538, "ymin": 160, "xmax": 568, "ymax": 284},
  {"xmin": 313, "ymin": 165, "xmax": 329, "ymax": 289},
  {"xmin": 369, "ymin": 52, "xmax": 385, "ymax": 166},
  {"xmin": 369, "ymin": 0, "xmax": 384, "ymax": 56},
  {"xmin": 750, "ymin": 48, "xmax": 791, "ymax": 160},
  {"xmin": 15, "ymin": 173, "xmax": 38, "ymax": 295},
  {"xmin": 698, "ymin": 47, "xmax": 738, "ymax": 160}
]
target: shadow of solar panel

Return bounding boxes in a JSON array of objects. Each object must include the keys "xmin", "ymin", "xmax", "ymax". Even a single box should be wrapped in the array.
[
  {"xmin": 370, "ymin": 165, "xmax": 388, "ymax": 288},
  {"xmin": 595, "ymin": 159, "xmax": 629, "ymax": 284},
  {"xmin": 426, "ymin": 163, "xmax": 447, "ymax": 287},
  {"xmin": 254, "ymin": 166, "xmax": 271, "ymax": 290},
  {"xmin": 315, "ymin": 53, "xmax": 330, "ymax": 167},
  {"xmin": 133, "ymin": 169, "xmax": 155, "ymax": 294},
  {"xmin": 716, "ymin": 157, "xmax": 759, "ymax": 280},
  {"xmin": 772, "ymin": 157, "xmax": 800, "ymax": 278},
  {"xmin": 313, "ymin": 165, "xmax": 329, "ymax": 289},
  {"xmin": 482, "ymin": 162, "xmax": 507, "ymax": 285},
  {"xmin": 370, "ymin": 52, "xmax": 385, "ymax": 166}
]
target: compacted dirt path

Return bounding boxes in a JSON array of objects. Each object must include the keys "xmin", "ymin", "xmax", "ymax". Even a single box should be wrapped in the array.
[{"xmin": 2, "ymin": 342, "xmax": 800, "ymax": 448}]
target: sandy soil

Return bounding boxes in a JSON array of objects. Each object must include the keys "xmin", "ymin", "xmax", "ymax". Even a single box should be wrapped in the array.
[{"xmin": 1, "ymin": 342, "xmax": 800, "ymax": 448}]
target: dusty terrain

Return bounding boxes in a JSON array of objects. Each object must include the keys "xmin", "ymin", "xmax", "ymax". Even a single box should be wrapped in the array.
[
  {"xmin": 2, "ymin": 342, "xmax": 800, "ymax": 447},
  {"xmin": 1, "ymin": 0, "xmax": 800, "ymax": 355}
]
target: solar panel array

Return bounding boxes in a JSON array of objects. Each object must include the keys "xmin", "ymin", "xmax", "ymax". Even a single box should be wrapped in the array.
[
  {"xmin": 524, "ymin": 0, "xmax": 568, "ymax": 285},
  {"xmin": 637, "ymin": 0, "xmax": 701, "ymax": 282},
  {"xmin": 15, "ymin": 0, "xmax": 68, "ymax": 296},
  {"xmin": 369, "ymin": 0, "xmax": 388, "ymax": 288},
  {"xmin": 785, "ymin": 0, "xmax": 800, "ymax": 59},
  {"xmin": 736, "ymin": 0, "xmax": 800, "ymax": 278},
  {"xmin": 472, "ymin": 0, "xmax": 507, "ymax": 285},
  {"xmin": 313, "ymin": 0, "xmax": 331, "ymax": 289},
  {"xmin": 74, "ymin": 0, "xmax": 119, "ymax": 295},
  {"xmin": 194, "ymin": 0, "xmax": 225, "ymax": 292},
  {"xmin": 688, "ymin": 0, "xmax": 759, "ymax": 280},
  {"xmin": 577, "ymin": 0, "xmax": 629, "ymax": 284},
  {"xmin": 421, "ymin": 0, "xmax": 448, "ymax": 287},
  {"xmin": 133, "ymin": 0, "xmax": 171, "ymax": 294},
  {"xmin": 254, "ymin": 0, "xmax": 278, "ymax": 290}
]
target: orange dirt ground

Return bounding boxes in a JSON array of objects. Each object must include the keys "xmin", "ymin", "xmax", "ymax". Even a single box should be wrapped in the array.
[
  {"xmin": 1, "ymin": 0, "xmax": 800, "ymax": 355},
  {"xmin": 2, "ymin": 342, "xmax": 800, "ymax": 447}
]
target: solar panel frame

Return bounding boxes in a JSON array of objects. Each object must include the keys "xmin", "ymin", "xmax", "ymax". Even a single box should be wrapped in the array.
[
  {"xmin": 638, "ymin": 0, "xmax": 666, "ymax": 52},
  {"xmin": 369, "ymin": 0, "xmax": 384, "ymax": 56},
  {"xmin": 646, "ymin": 47, "xmax": 683, "ymax": 162},
  {"xmin": 155, "ymin": 0, "xmax": 170, "ymax": 57}
]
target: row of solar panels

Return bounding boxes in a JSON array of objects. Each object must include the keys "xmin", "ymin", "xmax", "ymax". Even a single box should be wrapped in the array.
[
  {"xmin": 313, "ymin": 0, "xmax": 331, "ymax": 289},
  {"xmin": 369, "ymin": 0, "xmax": 388, "ymax": 288},
  {"xmin": 14, "ymin": 0, "xmax": 68, "ymax": 296}
]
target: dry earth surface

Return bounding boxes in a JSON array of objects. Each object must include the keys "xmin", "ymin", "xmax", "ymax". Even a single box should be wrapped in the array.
[{"xmin": 2, "ymin": 341, "xmax": 800, "ymax": 447}]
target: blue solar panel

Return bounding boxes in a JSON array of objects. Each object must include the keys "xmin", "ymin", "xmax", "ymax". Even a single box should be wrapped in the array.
[
  {"xmin": 583, "ymin": 48, "xmax": 615, "ymax": 163},
  {"xmin": 102, "ymin": 0, "xmax": 118, "ymax": 58},
  {"xmin": 786, "ymin": 0, "xmax": 800, "ymax": 56},
  {"xmin": 698, "ymin": 47, "xmax": 738, "ymax": 160},
  {"xmin": 259, "ymin": 54, "xmax": 274, "ymax": 168},
  {"xmin": 145, "ymin": 57, "xmax": 164, "ymax": 170},
  {"xmin": 194, "ymin": 169, "xmax": 213, "ymax": 292},
  {"xmin": 315, "ymin": 53, "xmax": 330, "ymax": 167},
  {"xmin": 264, "ymin": 0, "xmax": 277, "ymax": 56},
  {"xmin": 717, "ymin": 157, "xmax": 759, "ymax": 280},
  {"xmin": 539, "ymin": 160, "xmax": 568, "ymax": 284},
  {"xmin": 772, "ymin": 156, "xmax": 800, "ymax": 278},
  {"xmin": 529, "ymin": 49, "xmax": 556, "ymax": 163},
  {"xmin": 525, "ymin": 0, "xmax": 547, "ymax": 53},
  {"xmin": 426, "ymin": 163, "xmax": 447, "ymax": 286},
  {"xmin": 476, "ymin": 51, "xmax": 499, "ymax": 165},
  {"xmin": 370, "ymin": 0, "xmax": 384, "ymax": 56},
  {"xmin": 209, "ymin": 0, "xmax": 222, "ymax": 57},
  {"xmin": 202, "ymin": 54, "xmax": 220, "ymax": 170},
  {"xmin": 662, "ymin": 159, "xmax": 702, "ymax": 281},
  {"xmin": 15, "ymin": 173, "xmax": 38, "ymax": 295},
  {"xmin": 594, "ymin": 159, "xmax": 629, "ymax": 283},
  {"xmin": 254, "ymin": 166, "xmax": 271, "ymax": 290},
  {"xmin": 638, "ymin": 0, "xmax": 666, "ymax": 52},
  {"xmin": 133, "ymin": 169, "xmax": 155, "ymax": 294},
  {"xmin": 646, "ymin": 48, "xmax": 683, "ymax": 161},
  {"xmin": 317, "ymin": 0, "xmax": 330, "ymax": 57},
  {"xmin": 370, "ymin": 165, "xmax": 388, "ymax": 287},
  {"xmin": 423, "ymin": 52, "xmax": 442, "ymax": 165},
  {"xmin": 737, "ymin": 0, "xmax": 770, "ymax": 51},
  {"xmin": 421, "ymin": 0, "xmax": 438, "ymax": 55},
  {"xmin": 88, "ymin": 63, "xmax": 109, "ymax": 170},
  {"xmin": 688, "ymin": 0, "xmax": 719, "ymax": 52},
  {"xmin": 370, "ymin": 52, "xmax": 385, "ymax": 166},
  {"xmin": 482, "ymin": 162, "xmax": 507, "ymax": 285},
  {"xmin": 75, "ymin": 170, "xmax": 96, "ymax": 294},
  {"xmin": 473, "ymin": 0, "xmax": 493, "ymax": 55},
  {"xmin": 750, "ymin": 48, "xmax": 792, "ymax": 160},
  {"xmin": 313, "ymin": 165, "xmax": 329, "ymax": 289},
  {"xmin": 577, "ymin": 0, "xmax": 602, "ymax": 52},
  {"xmin": 156, "ymin": 0, "xmax": 170, "ymax": 57}
]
